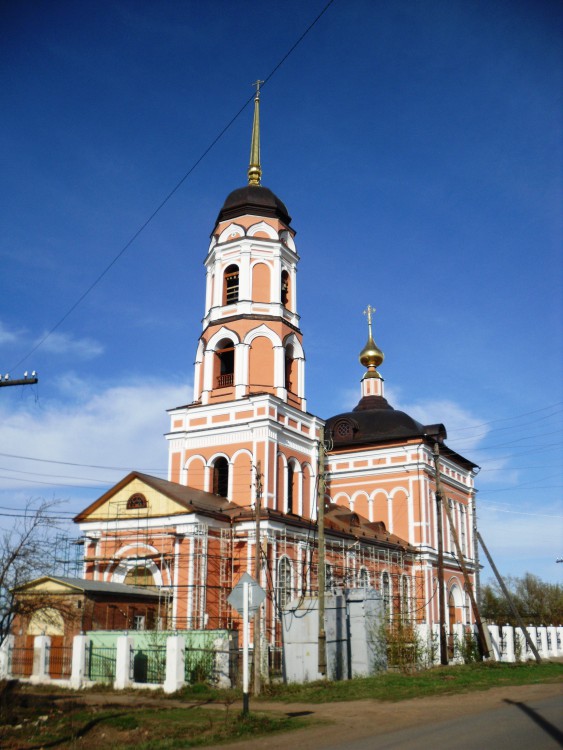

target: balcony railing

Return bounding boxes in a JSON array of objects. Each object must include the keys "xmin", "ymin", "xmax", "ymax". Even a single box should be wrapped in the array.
[{"xmin": 217, "ymin": 373, "xmax": 233, "ymax": 388}]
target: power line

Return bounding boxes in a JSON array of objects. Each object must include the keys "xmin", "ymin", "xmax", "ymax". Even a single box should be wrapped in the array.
[
  {"xmin": 445, "ymin": 401, "xmax": 563, "ymax": 434},
  {"xmin": 9, "ymin": 0, "xmax": 336, "ymax": 372},
  {"xmin": 0, "ymin": 451, "xmax": 164, "ymax": 473},
  {"xmin": 478, "ymin": 506, "xmax": 563, "ymax": 519},
  {"xmin": 451, "ymin": 427, "xmax": 563, "ymax": 451}
]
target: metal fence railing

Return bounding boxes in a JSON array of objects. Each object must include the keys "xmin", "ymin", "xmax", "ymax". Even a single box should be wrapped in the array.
[
  {"xmin": 8, "ymin": 647, "xmax": 33, "ymax": 677},
  {"xmin": 86, "ymin": 643, "xmax": 117, "ymax": 683},
  {"xmin": 48, "ymin": 645, "xmax": 72, "ymax": 678},
  {"xmin": 132, "ymin": 647, "xmax": 167, "ymax": 684},
  {"xmin": 184, "ymin": 647, "xmax": 217, "ymax": 684}
]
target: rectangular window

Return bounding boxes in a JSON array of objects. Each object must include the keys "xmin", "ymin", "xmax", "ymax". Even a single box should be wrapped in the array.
[{"xmin": 133, "ymin": 615, "xmax": 145, "ymax": 631}]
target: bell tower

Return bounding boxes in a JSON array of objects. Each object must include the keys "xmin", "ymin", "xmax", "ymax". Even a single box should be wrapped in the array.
[
  {"xmin": 193, "ymin": 82, "xmax": 305, "ymax": 410},
  {"xmin": 167, "ymin": 88, "xmax": 322, "ymax": 515}
]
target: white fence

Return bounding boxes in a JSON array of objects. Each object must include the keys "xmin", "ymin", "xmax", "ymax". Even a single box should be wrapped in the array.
[
  {"xmin": 415, "ymin": 623, "xmax": 563, "ymax": 665},
  {"xmin": 1, "ymin": 623, "xmax": 561, "ymax": 690},
  {"xmin": 0, "ymin": 632, "xmax": 235, "ymax": 693}
]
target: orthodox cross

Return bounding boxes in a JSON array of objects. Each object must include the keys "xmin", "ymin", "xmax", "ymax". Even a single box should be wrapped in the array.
[
  {"xmin": 363, "ymin": 304, "xmax": 376, "ymax": 336},
  {"xmin": 252, "ymin": 79, "xmax": 264, "ymax": 99}
]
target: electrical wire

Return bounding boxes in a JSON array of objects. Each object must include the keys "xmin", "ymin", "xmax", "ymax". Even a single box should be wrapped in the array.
[
  {"xmin": 445, "ymin": 401, "xmax": 563, "ymax": 434},
  {"xmin": 9, "ymin": 0, "xmax": 336, "ymax": 372}
]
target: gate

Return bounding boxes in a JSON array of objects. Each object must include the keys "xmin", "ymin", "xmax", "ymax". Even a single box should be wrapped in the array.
[
  {"xmin": 86, "ymin": 642, "xmax": 117, "ymax": 683},
  {"xmin": 49, "ymin": 637, "xmax": 72, "ymax": 678}
]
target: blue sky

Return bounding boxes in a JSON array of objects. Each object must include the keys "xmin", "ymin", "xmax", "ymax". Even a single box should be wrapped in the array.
[{"xmin": 1, "ymin": 0, "xmax": 561, "ymax": 583}]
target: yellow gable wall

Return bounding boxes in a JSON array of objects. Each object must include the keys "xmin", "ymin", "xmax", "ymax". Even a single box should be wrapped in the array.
[
  {"xmin": 86, "ymin": 478, "xmax": 192, "ymax": 521},
  {"xmin": 20, "ymin": 579, "xmax": 79, "ymax": 595}
]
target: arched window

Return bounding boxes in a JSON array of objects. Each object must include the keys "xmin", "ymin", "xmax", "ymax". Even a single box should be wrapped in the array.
[
  {"xmin": 215, "ymin": 338, "xmax": 234, "ymax": 388},
  {"xmin": 213, "ymin": 457, "xmax": 229, "ymax": 498},
  {"xmin": 127, "ymin": 494, "xmax": 147, "ymax": 510},
  {"xmin": 285, "ymin": 344, "xmax": 295, "ymax": 393},
  {"xmin": 223, "ymin": 264, "xmax": 239, "ymax": 305},
  {"xmin": 359, "ymin": 567, "xmax": 369, "ymax": 588},
  {"xmin": 287, "ymin": 463, "xmax": 294, "ymax": 514},
  {"xmin": 401, "ymin": 575, "xmax": 410, "ymax": 623},
  {"xmin": 459, "ymin": 505, "xmax": 466, "ymax": 555},
  {"xmin": 448, "ymin": 499, "xmax": 455, "ymax": 551},
  {"xmin": 281, "ymin": 269, "xmax": 290, "ymax": 306},
  {"xmin": 382, "ymin": 572, "xmax": 391, "ymax": 619},
  {"xmin": 124, "ymin": 566, "xmax": 155, "ymax": 588},
  {"xmin": 278, "ymin": 556, "xmax": 293, "ymax": 611}
]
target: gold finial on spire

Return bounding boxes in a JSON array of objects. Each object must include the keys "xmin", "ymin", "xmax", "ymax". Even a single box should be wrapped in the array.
[
  {"xmin": 359, "ymin": 305, "xmax": 384, "ymax": 378},
  {"xmin": 248, "ymin": 80, "xmax": 263, "ymax": 186}
]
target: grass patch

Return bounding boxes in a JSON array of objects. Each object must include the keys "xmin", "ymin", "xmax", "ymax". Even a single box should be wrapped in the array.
[
  {"xmin": 258, "ymin": 661, "xmax": 563, "ymax": 703},
  {"xmin": 0, "ymin": 699, "xmax": 304, "ymax": 749}
]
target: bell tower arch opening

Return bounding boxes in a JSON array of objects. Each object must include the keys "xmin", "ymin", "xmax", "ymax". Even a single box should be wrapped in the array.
[
  {"xmin": 212, "ymin": 457, "xmax": 229, "ymax": 498},
  {"xmin": 223, "ymin": 264, "xmax": 239, "ymax": 305},
  {"xmin": 281, "ymin": 269, "xmax": 290, "ymax": 307},
  {"xmin": 214, "ymin": 338, "xmax": 235, "ymax": 388}
]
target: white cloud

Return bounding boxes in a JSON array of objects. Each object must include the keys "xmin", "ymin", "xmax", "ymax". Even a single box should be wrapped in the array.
[
  {"xmin": 0, "ymin": 321, "xmax": 20, "ymax": 345},
  {"xmin": 0, "ymin": 376, "xmax": 191, "ymax": 495},
  {"xmin": 478, "ymin": 502, "xmax": 563, "ymax": 583},
  {"xmin": 36, "ymin": 331, "xmax": 104, "ymax": 359},
  {"xmin": 383, "ymin": 386, "xmax": 490, "ymax": 452}
]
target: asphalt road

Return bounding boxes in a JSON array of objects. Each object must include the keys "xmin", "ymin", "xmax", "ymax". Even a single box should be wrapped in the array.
[
  {"xmin": 205, "ymin": 683, "xmax": 563, "ymax": 750},
  {"xmin": 320, "ymin": 694, "xmax": 563, "ymax": 750}
]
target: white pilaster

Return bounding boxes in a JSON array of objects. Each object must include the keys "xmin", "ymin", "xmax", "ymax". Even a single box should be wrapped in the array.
[
  {"xmin": 31, "ymin": 635, "xmax": 51, "ymax": 683},
  {"xmin": 70, "ymin": 635, "xmax": 89, "ymax": 689},
  {"xmin": 164, "ymin": 635, "xmax": 185, "ymax": 694},
  {"xmin": 114, "ymin": 635, "xmax": 133, "ymax": 690}
]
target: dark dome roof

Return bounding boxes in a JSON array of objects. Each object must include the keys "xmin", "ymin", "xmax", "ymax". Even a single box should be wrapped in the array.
[
  {"xmin": 325, "ymin": 393, "xmax": 446, "ymax": 448},
  {"xmin": 216, "ymin": 185, "xmax": 291, "ymax": 225}
]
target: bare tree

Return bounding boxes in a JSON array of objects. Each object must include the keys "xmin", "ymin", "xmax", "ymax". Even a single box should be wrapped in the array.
[{"xmin": 0, "ymin": 498, "xmax": 62, "ymax": 644}]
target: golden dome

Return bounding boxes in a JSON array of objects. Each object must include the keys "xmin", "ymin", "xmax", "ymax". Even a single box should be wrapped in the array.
[{"xmin": 359, "ymin": 305, "xmax": 384, "ymax": 378}]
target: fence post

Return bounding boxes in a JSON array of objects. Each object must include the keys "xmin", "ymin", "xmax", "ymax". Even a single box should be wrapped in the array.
[
  {"xmin": 537, "ymin": 626, "xmax": 547, "ymax": 657},
  {"xmin": 114, "ymin": 635, "xmax": 133, "ymax": 690},
  {"xmin": 488, "ymin": 625, "xmax": 500, "ymax": 661},
  {"xmin": 502, "ymin": 625, "xmax": 515, "ymax": 662},
  {"xmin": 515, "ymin": 627, "xmax": 525, "ymax": 661},
  {"xmin": 546, "ymin": 626, "xmax": 556, "ymax": 657},
  {"xmin": 213, "ymin": 634, "xmax": 233, "ymax": 688},
  {"xmin": 70, "ymin": 635, "xmax": 89, "ymax": 689},
  {"xmin": 164, "ymin": 635, "xmax": 185, "ymax": 694},
  {"xmin": 525, "ymin": 626, "xmax": 536, "ymax": 661},
  {"xmin": 451, "ymin": 624, "xmax": 464, "ymax": 663},
  {"xmin": 31, "ymin": 635, "xmax": 51, "ymax": 684},
  {"xmin": 0, "ymin": 635, "xmax": 14, "ymax": 678},
  {"xmin": 431, "ymin": 624, "xmax": 440, "ymax": 665}
]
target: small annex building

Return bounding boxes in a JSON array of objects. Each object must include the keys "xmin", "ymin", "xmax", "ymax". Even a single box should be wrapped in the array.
[{"xmin": 10, "ymin": 575, "xmax": 165, "ymax": 676}]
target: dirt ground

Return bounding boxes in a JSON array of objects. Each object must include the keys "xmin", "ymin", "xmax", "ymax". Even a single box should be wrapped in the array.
[
  {"xmin": 43, "ymin": 681, "xmax": 563, "ymax": 750},
  {"xmin": 209, "ymin": 683, "xmax": 563, "ymax": 750}
]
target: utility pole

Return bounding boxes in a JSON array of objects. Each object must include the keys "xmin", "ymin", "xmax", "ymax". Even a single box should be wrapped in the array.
[
  {"xmin": 253, "ymin": 461, "xmax": 263, "ymax": 695},
  {"xmin": 433, "ymin": 442, "xmax": 448, "ymax": 666},
  {"xmin": 471, "ymin": 492, "xmax": 481, "ymax": 607},
  {"xmin": 317, "ymin": 428, "xmax": 327, "ymax": 676},
  {"xmin": 477, "ymin": 531, "xmax": 542, "ymax": 664},
  {"xmin": 442, "ymin": 498, "xmax": 492, "ymax": 659},
  {"xmin": 0, "ymin": 371, "xmax": 38, "ymax": 388}
]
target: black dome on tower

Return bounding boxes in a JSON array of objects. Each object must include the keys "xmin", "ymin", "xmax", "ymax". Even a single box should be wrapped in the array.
[{"xmin": 217, "ymin": 184, "xmax": 291, "ymax": 225}]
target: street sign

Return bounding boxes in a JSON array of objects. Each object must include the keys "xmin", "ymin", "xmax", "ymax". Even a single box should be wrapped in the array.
[{"xmin": 227, "ymin": 572, "xmax": 266, "ymax": 616}]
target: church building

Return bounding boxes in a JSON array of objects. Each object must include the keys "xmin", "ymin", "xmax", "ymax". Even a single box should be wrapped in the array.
[{"xmin": 72, "ymin": 89, "xmax": 479, "ymax": 653}]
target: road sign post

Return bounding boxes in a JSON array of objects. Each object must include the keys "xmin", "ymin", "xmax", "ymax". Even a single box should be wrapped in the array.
[
  {"xmin": 242, "ymin": 581, "xmax": 249, "ymax": 714},
  {"xmin": 227, "ymin": 573, "xmax": 266, "ymax": 714}
]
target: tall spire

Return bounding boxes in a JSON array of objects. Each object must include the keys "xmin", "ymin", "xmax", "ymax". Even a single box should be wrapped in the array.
[
  {"xmin": 359, "ymin": 305, "xmax": 384, "ymax": 379},
  {"xmin": 248, "ymin": 80, "xmax": 263, "ymax": 186}
]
